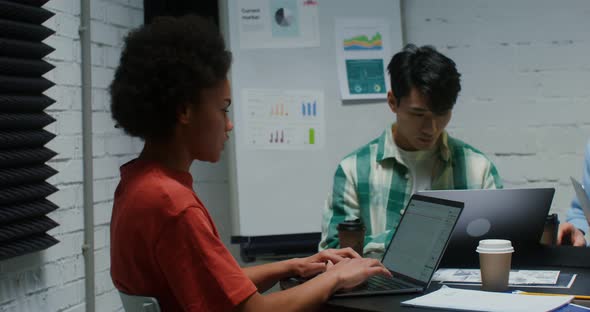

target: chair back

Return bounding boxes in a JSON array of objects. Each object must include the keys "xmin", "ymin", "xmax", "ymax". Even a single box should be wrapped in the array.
[{"xmin": 119, "ymin": 291, "xmax": 161, "ymax": 312}]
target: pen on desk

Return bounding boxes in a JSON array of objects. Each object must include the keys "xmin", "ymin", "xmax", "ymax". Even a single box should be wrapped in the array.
[{"xmin": 513, "ymin": 290, "xmax": 590, "ymax": 300}]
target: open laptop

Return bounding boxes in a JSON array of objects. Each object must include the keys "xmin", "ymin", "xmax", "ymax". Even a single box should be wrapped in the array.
[
  {"xmin": 281, "ymin": 194, "xmax": 463, "ymax": 297},
  {"xmin": 571, "ymin": 176, "xmax": 590, "ymax": 223},
  {"xmin": 417, "ymin": 188, "xmax": 555, "ymax": 266},
  {"xmin": 331, "ymin": 194, "xmax": 464, "ymax": 297}
]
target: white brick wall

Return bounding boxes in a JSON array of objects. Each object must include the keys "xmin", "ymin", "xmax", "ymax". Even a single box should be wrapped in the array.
[
  {"xmin": 1, "ymin": 1, "xmax": 589, "ymax": 311},
  {"xmin": 0, "ymin": 0, "xmax": 142, "ymax": 311},
  {"xmin": 402, "ymin": 0, "xmax": 590, "ymax": 224}
]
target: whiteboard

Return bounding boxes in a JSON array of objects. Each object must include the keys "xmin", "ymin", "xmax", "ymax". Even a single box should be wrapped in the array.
[{"xmin": 221, "ymin": 0, "xmax": 403, "ymax": 237}]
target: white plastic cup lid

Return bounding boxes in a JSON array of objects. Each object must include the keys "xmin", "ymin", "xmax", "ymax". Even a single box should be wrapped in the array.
[{"xmin": 476, "ymin": 239, "xmax": 514, "ymax": 254}]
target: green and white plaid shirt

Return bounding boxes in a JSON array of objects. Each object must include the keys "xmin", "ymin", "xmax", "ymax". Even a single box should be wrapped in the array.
[{"xmin": 319, "ymin": 124, "xmax": 502, "ymax": 256}]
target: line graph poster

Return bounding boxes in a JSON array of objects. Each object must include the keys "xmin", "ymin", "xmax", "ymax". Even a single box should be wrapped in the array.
[
  {"xmin": 238, "ymin": 0, "xmax": 320, "ymax": 49},
  {"xmin": 241, "ymin": 89, "xmax": 325, "ymax": 150},
  {"xmin": 335, "ymin": 18, "xmax": 396, "ymax": 100}
]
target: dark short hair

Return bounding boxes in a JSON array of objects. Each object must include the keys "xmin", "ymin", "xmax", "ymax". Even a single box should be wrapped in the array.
[
  {"xmin": 387, "ymin": 44, "xmax": 461, "ymax": 115},
  {"xmin": 110, "ymin": 15, "xmax": 232, "ymax": 140}
]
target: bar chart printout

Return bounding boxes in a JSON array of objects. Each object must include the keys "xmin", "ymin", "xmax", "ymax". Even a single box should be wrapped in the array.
[{"xmin": 242, "ymin": 88, "xmax": 325, "ymax": 150}]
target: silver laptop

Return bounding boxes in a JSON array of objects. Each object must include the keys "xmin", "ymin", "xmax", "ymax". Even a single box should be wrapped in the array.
[
  {"xmin": 570, "ymin": 176, "xmax": 590, "ymax": 223},
  {"xmin": 332, "ymin": 194, "xmax": 464, "ymax": 297}
]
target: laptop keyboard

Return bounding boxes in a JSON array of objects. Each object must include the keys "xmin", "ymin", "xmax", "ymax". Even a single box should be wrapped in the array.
[{"xmin": 365, "ymin": 275, "xmax": 414, "ymax": 291}]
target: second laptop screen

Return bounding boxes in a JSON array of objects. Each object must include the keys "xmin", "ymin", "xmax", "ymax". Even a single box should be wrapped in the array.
[{"xmin": 382, "ymin": 198, "xmax": 461, "ymax": 283}]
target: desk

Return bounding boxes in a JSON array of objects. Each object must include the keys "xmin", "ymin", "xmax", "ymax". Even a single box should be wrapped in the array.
[
  {"xmin": 324, "ymin": 266, "xmax": 589, "ymax": 311},
  {"xmin": 324, "ymin": 247, "xmax": 590, "ymax": 312}
]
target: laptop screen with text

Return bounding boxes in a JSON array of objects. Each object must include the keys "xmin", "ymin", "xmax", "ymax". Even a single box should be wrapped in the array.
[{"xmin": 382, "ymin": 197, "xmax": 462, "ymax": 284}]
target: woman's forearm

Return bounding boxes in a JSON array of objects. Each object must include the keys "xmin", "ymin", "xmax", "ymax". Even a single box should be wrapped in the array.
[
  {"xmin": 242, "ymin": 259, "xmax": 297, "ymax": 292},
  {"xmin": 237, "ymin": 270, "xmax": 340, "ymax": 312}
]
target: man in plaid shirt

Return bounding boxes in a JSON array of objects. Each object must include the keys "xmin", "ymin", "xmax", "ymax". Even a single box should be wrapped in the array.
[{"xmin": 320, "ymin": 44, "xmax": 502, "ymax": 257}]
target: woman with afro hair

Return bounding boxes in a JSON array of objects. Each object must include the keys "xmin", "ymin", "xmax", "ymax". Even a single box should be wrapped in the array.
[{"xmin": 109, "ymin": 15, "xmax": 390, "ymax": 312}]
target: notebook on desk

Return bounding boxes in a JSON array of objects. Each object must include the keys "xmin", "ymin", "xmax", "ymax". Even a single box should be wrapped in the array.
[
  {"xmin": 283, "ymin": 194, "xmax": 464, "ymax": 297},
  {"xmin": 402, "ymin": 286, "xmax": 573, "ymax": 312}
]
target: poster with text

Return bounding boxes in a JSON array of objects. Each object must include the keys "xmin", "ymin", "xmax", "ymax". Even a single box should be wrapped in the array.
[
  {"xmin": 335, "ymin": 18, "xmax": 396, "ymax": 100},
  {"xmin": 242, "ymin": 88, "xmax": 325, "ymax": 150},
  {"xmin": 238, "ymin": 0, "xmax": 320, "ymax": 49}
]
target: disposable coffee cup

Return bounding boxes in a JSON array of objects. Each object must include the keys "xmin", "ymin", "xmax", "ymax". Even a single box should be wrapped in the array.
[
  {"xmin": 337, "ymin": 219, "xmax": 365, "ymax": 256},
  {"xmin": 476, "ymin": 239, "xmax": 514, "ymax": 292}
]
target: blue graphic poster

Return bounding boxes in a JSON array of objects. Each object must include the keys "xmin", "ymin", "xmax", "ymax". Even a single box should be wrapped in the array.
[{"xmin": 345, "ymin": 59, "xmax": 386, "ymax": 95}]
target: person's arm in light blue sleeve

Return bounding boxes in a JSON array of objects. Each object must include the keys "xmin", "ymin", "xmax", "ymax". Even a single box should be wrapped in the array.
[
  {"xmin": 559, "ymin": 141, "xmax": 590, "ymax": 246},
  {"xmin": 566, "ymin": 199, "xmax": 589, "ymax": 235},
  {"xmin": 567, "ymin": 142, "xmax": 590, "ymax": 234}
]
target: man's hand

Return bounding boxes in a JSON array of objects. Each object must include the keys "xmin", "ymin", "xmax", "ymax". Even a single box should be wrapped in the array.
[{"xmin": 557, "ymin": 222, "xmax": 587, "ymax": 246}]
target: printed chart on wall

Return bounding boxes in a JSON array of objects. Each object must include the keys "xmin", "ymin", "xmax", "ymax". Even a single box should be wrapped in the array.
[
  {"xmin": 335, "ymin": 18, "xmax": 394, "ymax": 100},
  {"xmin": 242, "ymin": 89, "xmax": 325, "ymax": 150},
  {"xmin": 238, "ymin": 0, "xmax": 320, "ymax": 49}
]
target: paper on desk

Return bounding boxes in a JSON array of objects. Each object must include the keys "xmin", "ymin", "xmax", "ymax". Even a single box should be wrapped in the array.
[
  {"xmin": 433, "ymin": 269, "xmax": 560, "ymax": 285},
  {"xmin": 555, "ymin": 303, "xmax": 590, "ymax": 312},
  {"xmin": 402, "ymin": 286, "xmax": 573, "ymax": 312}
]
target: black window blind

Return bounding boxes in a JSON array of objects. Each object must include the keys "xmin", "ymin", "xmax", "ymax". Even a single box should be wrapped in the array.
[{"xmin": 0, "ymin": 0, "xmax": 59, "ymax": 260}]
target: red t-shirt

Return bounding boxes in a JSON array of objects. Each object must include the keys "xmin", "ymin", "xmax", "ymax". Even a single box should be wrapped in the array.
[{"xmin": 110, "ymin": 159, "xmax": 257, "ymax": 311}]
